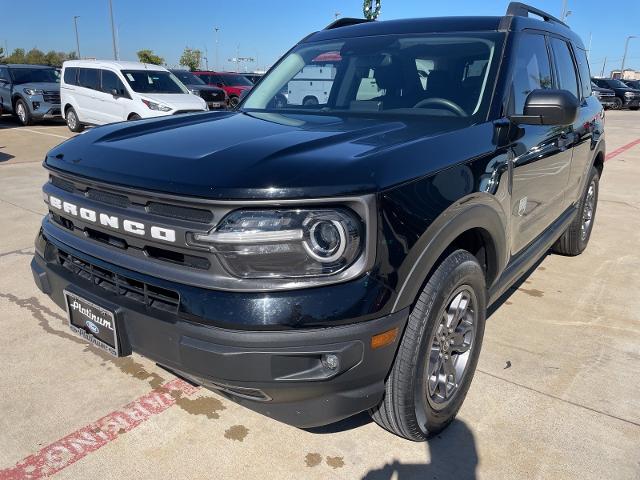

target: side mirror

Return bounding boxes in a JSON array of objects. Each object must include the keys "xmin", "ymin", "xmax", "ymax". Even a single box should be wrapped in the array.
[
  {"xmin": 509, "ymin": 89, "xmax": 579, "ymax": 126},
  {"xmin": 111, "ymin": 88, "xmax": 119, "ymax": 97}
]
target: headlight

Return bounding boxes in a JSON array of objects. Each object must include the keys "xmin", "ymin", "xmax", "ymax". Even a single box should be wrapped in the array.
[
  {"xmin": 188, "ymin": 208, "xmax": 363, "ymax": 279},
  {"xmin": 189, "ymin": 88, "xmax": 201, "ymax": 96},
  {"xmin": 141, "ymin": 99, "xmax": 172, "ymax": 112},
  {"xmin": 624, "ymin": 91, "xmax": 634, "ymax": 98},
  {"xmin": 23, "ymin": 88, "xmax": 44, "ymax": 95}
]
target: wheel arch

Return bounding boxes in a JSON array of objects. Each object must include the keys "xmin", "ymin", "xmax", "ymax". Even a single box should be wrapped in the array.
[{"xmin": 391, "ymin": 195, "xmax": 508, "ymax": 313}]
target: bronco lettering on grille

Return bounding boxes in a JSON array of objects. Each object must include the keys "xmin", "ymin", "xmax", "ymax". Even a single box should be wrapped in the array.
[{"xmin": 48, "ymin": 195, "xmax": 176, "ymax": 243}]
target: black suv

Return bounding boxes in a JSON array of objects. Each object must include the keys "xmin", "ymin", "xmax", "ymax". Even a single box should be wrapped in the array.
[
  {"xmin": 169, "ymin": 69, "xmax": 228, "ymax": 110},
  {"xmin": 592, "ymin": 77, "xmax": 640, "ymax": 110},
  {"xmin": 591, "ymin": 81, "xmax": 617, "ymax": 109},
  {"xmin": 32, "ymin": 3, "xmax": 604, "ymax": 441}
]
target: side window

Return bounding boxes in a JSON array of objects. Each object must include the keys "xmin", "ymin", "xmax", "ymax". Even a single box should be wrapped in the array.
[
  {"xmin": 210, "ymin": 75, "xmax": 223, "ymax": 85},
  {"xmin": 508, "ymin": 34, "xmax": 553, "ymax": 114},
  {"xmin": 63, "ymin": 67, "xmax": 78, "ymax": 85},
  {"xmin": 573, "ymin": 47, "xmax": 592, "ymax": 99},
  {"xmin": 0, "ymin": 67, "xmax": 9, "ymax": 82},
  {"xmin": 101, "ymin": 70, "xmax": 127, "ymax": 96},
  {"xmin": 197, "ymin": 74, "xmax": 209, "ymax": 83},
  {"xmin": 78, "ymin": 68, "xmax": 100, "ymax": 90},
  {"xmin": 550, "ymin": 38, "xmax": 579, "ymax": 99},
  {"xmin": 355, "ymin": 69, "xmax": 383, "ymax": 100}
]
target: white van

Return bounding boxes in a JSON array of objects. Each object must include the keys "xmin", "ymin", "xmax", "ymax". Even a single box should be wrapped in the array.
[{"xmin": 60, "ymin": 60, "xmax": 207, "ymax": 132}]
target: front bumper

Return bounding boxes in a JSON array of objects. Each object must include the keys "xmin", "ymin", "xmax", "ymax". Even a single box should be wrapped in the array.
[
  {"xmin": 30, "ymin": 101, "xmax": 61, "ymax": 119},
  {"xmin": 31, "ymin": 234, "xmax": 408, "ymax": 428},
  {"xmin": 622, "ymin": 97, "xmax": 640, "ymax": 107}
]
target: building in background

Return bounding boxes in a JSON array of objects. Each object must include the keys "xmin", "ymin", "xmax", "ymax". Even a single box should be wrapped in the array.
[{"xmin": 611, "ymin": 69, "xmax": 640, "ymax": 80}]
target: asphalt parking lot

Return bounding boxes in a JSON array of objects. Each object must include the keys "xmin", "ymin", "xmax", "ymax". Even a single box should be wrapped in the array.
[{"xmin": 0, "ymin": 112, "xmax": 639, "ymax": 480}]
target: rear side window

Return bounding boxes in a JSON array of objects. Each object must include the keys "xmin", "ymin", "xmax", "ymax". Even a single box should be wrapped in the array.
[
  {"xmin": 0, "ymin": 66, "xmax": 9, "ymax": 82},
  {"xmin": 101, "ymin": 70, "xmax": 127, "ymax": 96},
  {"xmin": 573, "ymin": 48, "xmax": 592, "ymax": 99},
  {"xmin": 197, "ymin": 73, "xmax": 211, "ymax": 83},
  {"xmin": 78, "ymin": 68, "xmax": 100, "ymax": 90},
  {"xmin": 508, "ymin": 33, "xmax": 553, "ymax": 114},
  {"xmin": 550, "ymin": 38, "xmax": 579, "ymax": 100},
  {"xmin": 63, "ymin": 67, "xmax": 78, "ymax": 85}
]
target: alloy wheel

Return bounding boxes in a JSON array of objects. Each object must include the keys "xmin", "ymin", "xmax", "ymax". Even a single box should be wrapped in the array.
[
  {"xmin": 581, "ymin": 180, "xmax": 596, "ymax": 241},
  {"xmin": 425, "ymin": 286, "xmax": 477, "ymax": 409}
]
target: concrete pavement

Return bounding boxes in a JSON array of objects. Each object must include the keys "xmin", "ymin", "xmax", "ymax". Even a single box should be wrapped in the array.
[{"xmin": 0, "ymin": 112, "xmax": 638, "ymax": 479}]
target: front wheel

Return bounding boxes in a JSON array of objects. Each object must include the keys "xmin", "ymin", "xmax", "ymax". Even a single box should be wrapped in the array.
[
  {"xmin": 613, "ymin": 98, "xmax": 623, "ymax": 110},
  {"xmin": 553, "ymin": 166, "xmax": 599, "ymax": 256},
  {"xmin": 15, "ymin": 99, "xmax": 33, "ymax": 126},
  {"xmin": 370, "ymin": 250, "xmax": 486, "ymax": 441},
  {"xmin": 629, "ymin": 106, "xmax": 639, "ymax": 111}
]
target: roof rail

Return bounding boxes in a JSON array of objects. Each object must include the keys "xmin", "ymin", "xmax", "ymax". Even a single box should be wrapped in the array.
[
  {"xmin": 324, "ymin": 18, "xmax": 372, "ymax": 30},
  {"xmin": 506, "ymin": 2, "xmax": 568, "ymax": 27}
]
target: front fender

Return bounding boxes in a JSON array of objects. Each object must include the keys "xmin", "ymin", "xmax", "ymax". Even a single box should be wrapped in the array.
[{"xmin": 391, "ymin": 194, "xmax": 508, "ymax": 312}]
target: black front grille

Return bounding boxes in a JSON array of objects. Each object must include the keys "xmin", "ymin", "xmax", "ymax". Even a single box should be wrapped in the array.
[
  {"xmin": 57, "ymin": 249, "xmax": 180, "ymax": 313},
  {"xmin": 86, "ymin": 188, "xmax": 131, "ymax": 208},
  {"xmin": 200, "ymin": 90, "xmax": 225, "ymax": 102},
  {"xmin": 43, "ymin": 91, "xmax": 60, "ymax": 104},
  {"xmin": 51, "ymin": 176, "xmax": 75, "ymax": 193},
  {"xmin": 147, "ymin": 202, "xmax": 213, "ymax": 223}
]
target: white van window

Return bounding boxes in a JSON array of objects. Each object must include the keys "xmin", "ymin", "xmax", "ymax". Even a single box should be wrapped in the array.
[{"xmin": 121, "ymin": 70, "xmax": 187, "ymax": 94}]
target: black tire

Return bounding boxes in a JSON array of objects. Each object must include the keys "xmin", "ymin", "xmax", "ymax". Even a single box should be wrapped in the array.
[
  {"xmin": 370, "ymin": 250, "xmax": 487, "ymax": 441},
  {"xmin": 65, "ymin": 107, "xmax": 84, "ymax": 133},
  {"xmin": 553, "ymin": 167, "xmax": 599, "ymax": 256},
  {"xmin": 229, "ymin": 96, "xmax": 240, "ymax": 108},
  {"xmin": 303, "ymin": 96, "xmax": 319, "ymax": 106},
  {"xmin": 15, "ymin": 99, "xmax": 33, "ymax": 126},
  {"xmin": 613, "ymin": 98, "xmax": 623, "ymax": 110},
  {"xmin": 630, "ymin": 106, "xmax": 639, "ymax": 111},
  {"xmin": 129, "ymin": 113, "xmax": 141, "ymax": 121}
]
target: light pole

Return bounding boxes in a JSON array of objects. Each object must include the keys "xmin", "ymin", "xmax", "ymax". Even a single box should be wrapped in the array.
[
  {"xmin": 621, "ymin": 35, "xmax": 638, "ymax": 79},
  {"xmin": 560, "ymin": 0, "xmax": 568, "ymax": 20},
  {"xmin": 108, "ymin": 0, "xmax": 118, "ymax": 60},
  {"xmin": 214, "ymin": 27, "xmax": 220, "ymax": 71},
  {"xmin": 73, "ymin": 16, "xmax": 81, "ymax": 58}
]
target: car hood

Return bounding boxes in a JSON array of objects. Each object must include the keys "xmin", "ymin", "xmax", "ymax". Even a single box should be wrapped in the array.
[
  {"xmin": 45, "ymin": 111, "xmax": 494, "ymax": 200},
  {"xmin": 18, "ymin": 82, "xmax": 60, "ymax": 91},
  {"xmin": 140, "ymin": 93, "xmax": 206, "ymax": 110}
]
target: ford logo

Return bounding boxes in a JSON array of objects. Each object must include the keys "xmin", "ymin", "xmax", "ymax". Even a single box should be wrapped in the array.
[{"xmin": 86, "ymin": 320, "xmax": 99, "ymax": 335}]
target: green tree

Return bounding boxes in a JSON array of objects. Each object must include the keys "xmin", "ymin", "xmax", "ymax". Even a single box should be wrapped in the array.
[
  {"xmin": 25, "ymin": 48, "xmax": 47, "ymax": 65},
  {"xmin": 0, "ymin": 47, "xmax": 4, "ymax": 60},
  {"xmin": 4, "ymin": 48, "xmax": 26, "ymax": 64},
  {"xmin": 179, "ymin": 47, "xmax": 202, "ymax": 71},
  {"xmin": 137, "ymin": 49, "xmax": 164, "ymax": 65}
]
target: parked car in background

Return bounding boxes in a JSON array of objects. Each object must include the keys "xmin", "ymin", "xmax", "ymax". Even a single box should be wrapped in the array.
[
  {"xmin": 592, "ymin": 78, "xmax": 640, "ymax": 110},
  {"xmin": 0, "ymin": 64, "xmax": 61, "ymax": 125},
  {"xmin": 622, "ymin": 79, "xmax": 640, "ymax": 91},
  {"xmin": 241, "ymin": 73, "xmax": 263, "ymax": 84},
  {"xmin": 591, "ymin": 81, "xmax": 617, "ymax": 109},
  {"xmin": 61, "ymin": 60, "xmax": 207, "ymax": 132},
  {"xmin": 192, "ymin": 71, "xmax": 253, "ymax": 107},
  {"xmin": 169, "ymin": 69, "xmax": 228, "ymax": 110}
]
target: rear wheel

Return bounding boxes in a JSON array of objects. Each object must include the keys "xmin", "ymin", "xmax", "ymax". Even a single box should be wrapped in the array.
[
  {"xmin": 303, "ymin": 96, "xmax": 319, "ymax": 106},
  {"xmin": 613, "ymin": 98, "xmax": 623, "ymax": 110},
  {"xmin": 65, "ymin": 107, "xmax": 84, "ymax": 132},
  {"xmin": 15, "ymin": 99, "xmax": 33, "ymax": 126},
  {"xmin": 229, "ymin": 96, "xmax": 240, "ymax": 108},
  {"xmin": 553, "ymin": 166, "xmax": 599, "ymax": 256},
  {"xmin": 370, "ymin": 250, "xmax": 486, "ymax": 441},
  {"xmin": 129, "ymin": 113, "xmax": 141, "ymax": 121},
  {"xmin": 630, "ymin": 106, "xmax": 639, "ymax": 111}
]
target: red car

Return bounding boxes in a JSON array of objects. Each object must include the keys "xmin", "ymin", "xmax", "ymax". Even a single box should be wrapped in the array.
[{"xmin": 193, "ymin": 71, "xmax": 253, "ymax": 107}]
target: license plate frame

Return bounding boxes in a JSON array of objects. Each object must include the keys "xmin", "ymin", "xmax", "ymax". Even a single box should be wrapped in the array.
[{"xmin": 64, "ymin": 290, "xmax": 122, "ymax": 357}]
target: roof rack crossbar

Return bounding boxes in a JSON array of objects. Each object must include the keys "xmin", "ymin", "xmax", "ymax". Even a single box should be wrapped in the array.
[
  {"xmin": 324, "ymin": 18, "xmax": 372, "ymax": 30},
  {"xmin": 506, "ymin": 2, "xmax": 568, "ymax": 27}
]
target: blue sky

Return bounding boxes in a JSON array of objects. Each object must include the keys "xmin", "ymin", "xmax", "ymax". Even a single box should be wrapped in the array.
[{"xmin": 2, "ymin": 0, "xmax": 640, "ymax": 74}]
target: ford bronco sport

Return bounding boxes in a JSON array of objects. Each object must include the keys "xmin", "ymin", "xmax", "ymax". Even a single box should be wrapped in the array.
[{"xmin": 32, "ymin": 2, "xmax": 604, "ymax": 441}]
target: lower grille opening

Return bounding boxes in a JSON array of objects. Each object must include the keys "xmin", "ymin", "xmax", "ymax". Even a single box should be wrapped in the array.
[
  {"xmin": 144, "ymin": 245, "xmax": 211, "ymax": 270},
  {"xmin": 57, "ymin": 249, "xmax": 180, "ymax": 313},
  {"xmin": 51, "ymin": 213, "xmax": 74, "ymax": 231}
]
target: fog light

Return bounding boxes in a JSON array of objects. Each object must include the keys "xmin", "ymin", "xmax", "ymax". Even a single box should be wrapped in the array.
[
  {"xmin": 32, "ymin": 102, "xmax": 40, "ymax": 111},
  {"xmin": 322, "ymin": 354, "xmax": 339, "ymax": 370}
]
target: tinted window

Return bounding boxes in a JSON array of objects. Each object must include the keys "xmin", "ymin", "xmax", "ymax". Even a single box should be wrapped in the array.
[
  {"xmin": 0, "ymin": 67, "xmax": 8, "ymax": 82},
  {"xmin": 508, "ymin": 34, "xmax": 553, "ymax": 114},
  {"xmin": 573, "ymin": 48, "xmax": 592, "ymax": 98},
  {"xmin": 220, "ymin": 74, "xmax": 253, "ymax": 86},
  {"xmin": 172, "ymin": 70, "xmax": 205, "ymax": 85},
  {"xmin": 550, "ymin": 38, "xmax": 579, "ymax": 99},
  {"xmin": 63, "ymin": 67, "xmax": 78, "ymax": 85},
  {"xmin": 78, "ymin": 68, "xmax": 100, "ymax": 90},
  {"xmin": 196, "ymin": 73, "xmax": 211, "ymax": 83},
  {"xmin": 101, "ymin": 70, "xmax": 128, "ymax": 96},
  {"xmin": 208, "ymin": 74, "xmax": 223, "ymax": 85}
]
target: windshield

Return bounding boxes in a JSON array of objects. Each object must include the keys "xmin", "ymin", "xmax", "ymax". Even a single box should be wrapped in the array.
[
  {"xmin": 121, "ymin": 70, "xmax": 188, "ymax": 94},
  {"xmin": 221, "ymin": 74, "xmax": 254, "ymax": 86},
  {"xmin": 605, "ymin": 79, "xmax": 630, "ymax": 89},
  {"xmin": 243, "ymin": 33, "xmax": 503, "ymax": 122},
  {"xmin": 172, "ymin": 70, "xmax": 205, "ymax": 86},
  {"xmin": 10, "ymin": 67, "xmax": 59, "ymax": 84}
]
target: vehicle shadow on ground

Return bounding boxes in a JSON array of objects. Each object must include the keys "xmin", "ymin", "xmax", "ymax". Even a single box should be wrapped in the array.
[
  {"xmin": 360, "ymin": 420, "xmax": 478, "ymax": 480},
  {"xmin": 0, "ymin": 146, "xmax": 15, "ymax": 162}
]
